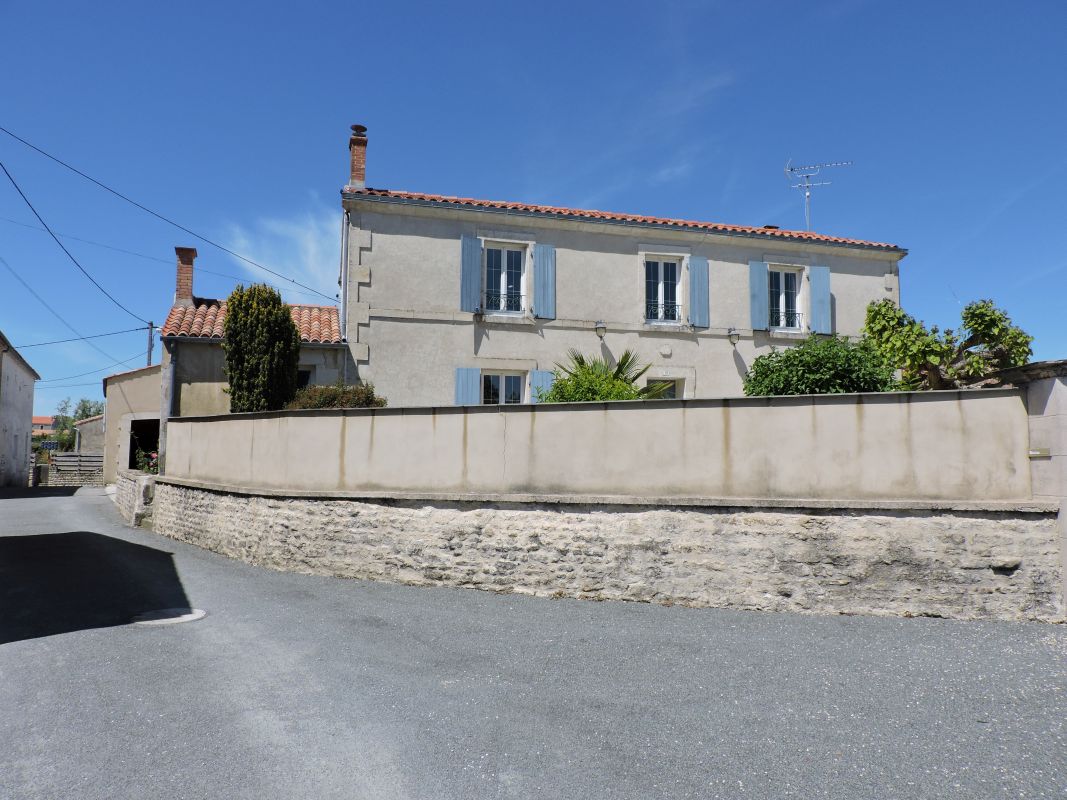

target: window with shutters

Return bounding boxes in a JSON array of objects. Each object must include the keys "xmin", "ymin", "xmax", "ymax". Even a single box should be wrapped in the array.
[
  {"xmin": 482, "ymin": 372, "xmax": 525, "ymax": 405},
  {"xmin": 644, "ymin": 258, "xmax": 683, "ymax": 322},
  {"xmin": 768, "ymin": 265, "xmax": 805, "ymax": 330},
  {"xmin": 483, "ymin": 242, "xmax": 527, "ymax": 314}
]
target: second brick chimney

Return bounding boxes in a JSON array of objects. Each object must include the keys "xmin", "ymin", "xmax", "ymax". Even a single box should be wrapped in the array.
[
  {"xmin": 349, "ymin": 124, "xmax": 368, "ymax": 188},
  {"xmin": 174, "ymin": 246, "xmax": 197, "ymax": 306}
]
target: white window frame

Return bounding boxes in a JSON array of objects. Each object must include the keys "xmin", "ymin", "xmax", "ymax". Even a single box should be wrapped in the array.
[
  {"xmin": 642, "ymin": 254, "xmax": 686, "ymax": 324},
  {"xmin": 481, "ymin": 370, "xmax": 526, "ymax": 405},
  {"xmin": 767, "ymin": 263, "xmax": 807, "ymax": 331},
  {"xmin": 481, "ymin": 239, "xmax": 530, "ymax": 316}
]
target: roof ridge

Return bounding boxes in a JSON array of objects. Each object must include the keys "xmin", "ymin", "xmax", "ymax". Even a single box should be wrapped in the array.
[{"xmin": 345, "ymin": 187, "xmax": 903, "ymax": 251}]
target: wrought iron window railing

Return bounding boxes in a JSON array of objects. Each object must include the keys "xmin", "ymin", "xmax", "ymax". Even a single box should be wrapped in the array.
[
  {"xmin": 645, "ymin": 302, "xmax": 681, "ymax": 322},
  {"xmin": 482, "ymin": 291, "xmax": 524, "ymax": 313},
  {"xmin": 770, "ymin": 310, "xmax": 803, "ymax": 329}
]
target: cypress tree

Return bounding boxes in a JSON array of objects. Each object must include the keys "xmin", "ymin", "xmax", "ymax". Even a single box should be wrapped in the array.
[{"xmin": 223, "ymin": 284, "xmax": 301, "ymax": 412}]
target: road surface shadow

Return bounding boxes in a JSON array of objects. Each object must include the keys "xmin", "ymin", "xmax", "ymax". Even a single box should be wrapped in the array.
[
  {"xmin": 0, "ymin": 531, "xmax": 192, "ymax": 644},
  {"xmin": 0, "ymin": 487, "xmax": 79, "ymax": 499}
]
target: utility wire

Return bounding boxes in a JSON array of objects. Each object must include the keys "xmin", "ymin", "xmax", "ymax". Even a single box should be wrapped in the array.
[
  {"xmin": 0, "ymin": 253, "xmax": 140, "ymax": 369},
  {"xmin": 0, "ymin": 214, "xmax": 328, "ymax": 299},
  {"xmin": 36, "ymin": 384, "xmax": 101, "ymax": 390},
  {"xmin": 16, "ymin": 327, "xmax": 146, "ymax": 348},
  {"xmin": 0, "ymin": 125, "xmax": 336, "ymax": 302},
  {"xmin": 38, "ymin": 350, "xmax": 147, "ymax": 382},
  {"xmin": 0, "ymin": 159, "xmax": 150, "ymax": 324}
]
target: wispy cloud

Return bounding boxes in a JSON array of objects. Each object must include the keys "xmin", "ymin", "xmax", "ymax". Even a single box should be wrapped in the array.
[{"xmin": 224, "ymin": 203, "xmax": 341, "ymax": 304}]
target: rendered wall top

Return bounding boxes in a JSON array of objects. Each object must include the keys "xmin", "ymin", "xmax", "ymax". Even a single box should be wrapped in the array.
[{"xmin": 164, "ymin": 389, "xmax": 1031, "ymax": 503}]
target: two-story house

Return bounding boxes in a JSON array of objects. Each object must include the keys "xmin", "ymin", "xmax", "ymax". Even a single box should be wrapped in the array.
[{"xmin": 339, "ymin": 125, "xmax": 906, "ymax": 406}]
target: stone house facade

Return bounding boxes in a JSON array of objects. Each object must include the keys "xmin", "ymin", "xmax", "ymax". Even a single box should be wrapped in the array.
[
  {"xmin": 0, "ymin": 328, "xmax": 38, "ymax": 487},
  {"xmin": 340, "ymin": 125, "xmax": 907, "ymax": 406}
]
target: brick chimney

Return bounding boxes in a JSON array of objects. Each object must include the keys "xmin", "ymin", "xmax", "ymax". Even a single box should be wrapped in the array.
[
  {"xmin": 349, "ymin": 124, "xmax": 368, "ymax": 188},
  {"xmin": 174, "ymin": 246, "xmax": 197, "ymax": 306}
]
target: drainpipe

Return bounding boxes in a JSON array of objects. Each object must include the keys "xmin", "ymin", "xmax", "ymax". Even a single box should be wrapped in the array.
[
  {"xmin": 157, "ymin": 339, "xmax": 177, "ymax": 472},
  {"xmin": 340, "ymin": 208, "xmax": 351, "ymax": 384}
]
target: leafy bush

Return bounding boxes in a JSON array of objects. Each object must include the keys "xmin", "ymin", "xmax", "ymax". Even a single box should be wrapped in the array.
[
  {"xmin": 286, "ymin": 381, "xmax": 387, "ymax": 409},
  {"xmin": 743, "ymin": 335, "xmax": 896, "ymax": 396},
  {"xmin": 134, "ymin": 448, "xmax": 159, "ymax": 474},
  {"xmin": 863, "ymin": 299, "xmax": 1032, "ymax": 389},
  {"xmin": 537, "ymin": 349, "xmax": 669, "ymax": 402},
  {"xmin": 223, "ymin": 284, "xmax": 301, "ymax": 412}
]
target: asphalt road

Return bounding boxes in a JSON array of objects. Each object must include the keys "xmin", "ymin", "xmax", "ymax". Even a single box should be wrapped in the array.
[{"xmin": 0, "ymin": 487, "xmax": 1064, "ymax": 799}]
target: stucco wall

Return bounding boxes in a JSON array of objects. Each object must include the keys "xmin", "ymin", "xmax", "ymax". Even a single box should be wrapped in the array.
[
  {"xmin": 103, "ymin": 364, "xmax": 161, "ymax": 484},
  {"xmin": 164, "ymin": 389, "xmax": 1031, "ymax": 502},
  {"xmin": 344, "ymin": 201, "xmax": 903, "ymax": 406},
  {"xmin": 74, "ymin": 416, "xmax": 104, "ymax": 453},
  {"xmin": 0, "ymin": 349, "xmax": 36, "ymax": 487},
  {"xmin": 152, "ymin": 481, "xmax": 1062, "ymax": 622},
  {"xmin": 167, "ymin": 340, "xmax": 349, "ymax": 417}
]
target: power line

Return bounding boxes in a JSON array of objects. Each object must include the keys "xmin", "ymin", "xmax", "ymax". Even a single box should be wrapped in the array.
[
  {"xmin": 38, "ymin": 350, "xmax": 147, "ymax": 382},
  {"xmin": 0, "ymin": 125, "xmax": 336, "ymax": 302},
  {"xmin": 0, "ymin": 253, "xmax": 141, "ymax": 369},
  {"xmin": 0, "ymin": 214, "xmax": 329, "ymax": 299},
  {"xmin": 35, "ymin": 384, "xmax": 102, "ymax": 391},
  {"xmin": 16, "ymin": 327, "xmax": 146, "ymax": 348},
  {"xmin": 0, "ymin": 159, "xmax": 150, "ymax": 324}
]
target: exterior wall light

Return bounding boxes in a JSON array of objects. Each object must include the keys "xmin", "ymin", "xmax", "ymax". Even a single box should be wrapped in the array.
[
  {"xmin": 594, "ymin": 320, "xmax": 607, "ymax": 340},
  {"xmin": 727, "ymin": 327, "xmax": 740, "ymax": 346}
]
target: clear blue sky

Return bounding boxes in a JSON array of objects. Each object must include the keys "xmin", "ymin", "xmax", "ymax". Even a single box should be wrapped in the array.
[{"xmin": 2, "ymin": 1, "xmax": 1064, "ymax": 414}]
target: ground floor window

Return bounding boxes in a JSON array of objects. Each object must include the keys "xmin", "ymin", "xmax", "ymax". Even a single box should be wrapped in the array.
[
  {"xmin": 128, "ymin": 419, "xmax": 160, "ymax": 470},
  {"xmin": 483, "ymin": 373, "xmax": 524, "ymax": 405},
  {"xmin": 648, "ymin": 379, "xmax": 680, "ymax": 399}
]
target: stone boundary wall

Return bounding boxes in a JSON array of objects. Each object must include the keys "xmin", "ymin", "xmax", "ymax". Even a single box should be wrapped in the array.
[
  {"xmin": 43, "ymin": 466, "xmax": 103, "ymax": 487},
  {"xmin": 115, "ymin": 470, "xmax": 155, "ymax": 527},
  {"xmin": 153, "ymin": 478, "xmax": 1064, "ymax": 622}
]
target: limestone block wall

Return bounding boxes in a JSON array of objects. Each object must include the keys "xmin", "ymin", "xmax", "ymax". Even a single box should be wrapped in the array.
[
  {"xmin": 115, "ymin": 470, "xmax": 155, "ymax": 526},
  {"xmin": 153, "ymin": 479, "xmax": 1063, "ymax": 622}
]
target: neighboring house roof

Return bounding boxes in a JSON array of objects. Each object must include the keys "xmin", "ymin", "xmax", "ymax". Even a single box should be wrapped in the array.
[
  {"xmin": 32, "ymin": 416, "xmax": 54, "ymax": 426},
  {"xmin": 344, "ymin": 187, "xmax": 905, "ymax": 253},
  {"xmin": 161, "ymin": 300, "xmax": 343, "ymax": 344},
  {"xmin": 73, "ymin": 414, "xmax": 104, "ymax": 426}
]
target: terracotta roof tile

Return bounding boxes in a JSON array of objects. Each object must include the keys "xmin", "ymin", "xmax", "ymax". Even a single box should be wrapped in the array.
[
  {"xmin": 162, "ymin": 300, "xmax": 342, "ymax": 344},
  {"xmin": 345, "ymin": 187, "xmax": 903, "ymax": 252}
]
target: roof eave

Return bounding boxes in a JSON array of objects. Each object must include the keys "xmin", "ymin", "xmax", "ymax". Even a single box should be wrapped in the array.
[{"xmin": 342, "ymin": 190, "xmax": 907, "ymax": 256}]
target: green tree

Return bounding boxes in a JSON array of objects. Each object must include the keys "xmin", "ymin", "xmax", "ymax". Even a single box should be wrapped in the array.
[
  {"xmin": 73, "ymin": 398, "xmax": 104, "ymax": 420},
  {"xmin": 50, "ymin": 397, "xmax": 75, "ymax": 451},
  {"xmin": 743, "ymin": 335, "xmax": 897, "ymax": 396},
  {"xmin": 863, "ymin": 299, "xmax": 1032, "ymax": 390},
  {"xmin": 223, "ymin": 284, "xmax": 301, "ymax": 412},
  {"xmin": 536, "ymin": 349, "xmax": 670, "ymax": 402},
  {"xmin": 286, "ymin": 381, "xmax": 387, "ymax": 409}
]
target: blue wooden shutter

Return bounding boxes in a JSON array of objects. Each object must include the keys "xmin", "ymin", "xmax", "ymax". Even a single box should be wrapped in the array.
[
  {"xmin": 809, "ymin": 265, "xmax": 831, "ymax": 334},
  {"xmin": 530, "ymin": 369, "xmax": 554, "ymax": 403},
  {"xmin": 688, "ymin": 255, "xmax": 709, "ymax": 327},
  {"xmin": 454, "ymin": 367, "xmax": 481, "ymax": 405},
  {"xmin": 532, "ymin": 243, "xmax": 556, "ymax": 320},
  {"xmin": 460, "ymin": 235, "xmax": 481, "ymax": 312},
  {"xmin": 748, "ymin": 261, "xmax": 769, "ymax": 330}
]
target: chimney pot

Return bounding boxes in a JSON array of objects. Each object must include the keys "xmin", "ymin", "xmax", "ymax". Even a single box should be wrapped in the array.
[
  {"xmin": 349, "ymin": 123, "xmax": 368, "ymax": 189},
  {"xmin": 174, "ymin": 246, "xmax": 197, "ymax": 306}
]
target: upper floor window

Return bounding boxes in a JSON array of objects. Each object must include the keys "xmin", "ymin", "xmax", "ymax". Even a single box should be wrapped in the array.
[
  {"xmin": 645, "ymin": 258, "xmax": 681, "ymax": 322},
  {"xmin": 768, "ymin": 266, "xmax": 803, "ymax": 329},
  {"xmin": 482, "ymin": 372, "xmax": 524, "ymax": 405},
  {"xmin": 484, "ymin": 244, "xmax": 525, "ymax": 313}
]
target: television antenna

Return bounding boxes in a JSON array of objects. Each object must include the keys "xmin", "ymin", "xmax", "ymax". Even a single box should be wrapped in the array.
[{"xmin": 785, "ymin": 159, "xmax": 852, "ymax": 231}]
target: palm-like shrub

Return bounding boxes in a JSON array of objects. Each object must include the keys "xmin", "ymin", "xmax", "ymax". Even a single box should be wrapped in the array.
[{"xmin": 537, "ymin": 349, "xmax": 669, "ymax": 402}]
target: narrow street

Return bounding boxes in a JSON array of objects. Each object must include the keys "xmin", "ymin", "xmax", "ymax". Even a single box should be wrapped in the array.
[{"xmin": 1, "ymin": 487, "xmax": 1064, "ymax": 799}]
